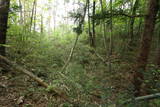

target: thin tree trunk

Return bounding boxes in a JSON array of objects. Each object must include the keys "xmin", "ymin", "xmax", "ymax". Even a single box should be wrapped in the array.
[
  {"xmin": 62, "ymin": 1, "xmax": 87, "ymax": 71},
  {"xmin": 23, "ymin": 1, "xmax": 26, "ymax": 25},
  {"xmin": 87, "ymin": 0, "xmax": 92, "ymax": 47},
  {"xmin": 40, "ymin": 14, "xmax": 43, "ymax": 34},
  {"xmin": 156, "ymin": 26, "xmax": 160, "ymax": 67},
  {"xmin": 0, "ymin": 0, "xmax": 10, "ymax": 56},
  {"xmin": 156, "ymin": 46, "xmax": 160, "ymax": 67},
  {"xmin": 100, "ymin": 0, "xmax": 107, "ymax": 51},
  {"xmin": 109, "ymin": 0, "xmax": 113, "ymax": 72},
  {"xmin": 33, "ymin": 0, "xmax": 37, "ymax": 31},
  {"xmin": 128, "ymin": 0, "xmax": 139, "ymax": 47},
  {"xmin": 53, "ymin": 3, "xmax": 56, "ymax": 32},
  {"xmin": 23, "ymin": 0, "xmax": 27, "ymax": 39},
  {"xmin": 92, "ymin": 0, "xmax": 96, "ymax": 48},
  {"xmin": 30, "ymin": 0, "xmax": 36, "ymax": 32},
  {"xmin": 133, "ymin": 0, "xmax": 159, "ymax": 96},
  {"xmin": 61, "ymin": 35, "xmax": 79, "ymax": 71},
  {"xmin": 136, "ymin": 18, "xmax": 143, "ymax": 38},
  {"xmin": 19, "ymin": 0, "xmax": 23, "ymax": 25}
]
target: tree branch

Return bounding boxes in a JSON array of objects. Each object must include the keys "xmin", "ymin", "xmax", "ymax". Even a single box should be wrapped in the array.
[
  {"xmin": 94, "ymin": 11, "xmax": 146, "ymax": 20},
  {"xmin": 112, "ymin": 13, "xmax": 146, "ymax": 18},
  {"xmin": 119, "ymin": 93, "xmax": 160, "ymax": 106}
]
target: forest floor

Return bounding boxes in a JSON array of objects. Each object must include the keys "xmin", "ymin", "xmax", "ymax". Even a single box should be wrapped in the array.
[
  {"xmin": 1, "ymin": 54, "xmax": 159, "ymax": 107},
  {"xmin": 1, "ymin": 65, "xmax": 160, "ymax": 107},
  {"xmin": 0, "ymin": 61, "xmax": 158, "ymax": 107},
  {"xmin": 0, "ymin": 72, "xmax": 61, "ymax": 107}
]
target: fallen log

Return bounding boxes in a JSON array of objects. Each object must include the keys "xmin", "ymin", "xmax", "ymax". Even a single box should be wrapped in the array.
[
  {"xmin": 119, "ymin": 93, "xmax": 160, "ymax": 107},
  {"xmin": 0, "ymin": 55, "xmax": 71, "ymax": 103}
]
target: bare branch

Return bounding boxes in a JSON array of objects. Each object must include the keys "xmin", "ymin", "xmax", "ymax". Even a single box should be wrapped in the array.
[{"xmin": 119, "ymin": 93, "xmax": 160, "ymax": 106}]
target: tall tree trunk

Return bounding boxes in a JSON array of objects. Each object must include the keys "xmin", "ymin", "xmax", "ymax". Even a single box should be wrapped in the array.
[
  {"xmin": 129, "ymin": 0, "xmax": 139, "ymax": 46},
  {"xmin": 136, "ymin": 18, "xmax": 143, "ymax": 38},
  {"xmin": 33, "ymin": 0, "xmax": 37, "ymax": 31},
  {"xmin": 87, "ymin": 0, "xmax": 92, "ymax": 47},
  {"xmin": 157, "ymin": 45, "xmax": 160, "ymax": 67},
  {"xmin": 23, "ymin": 0, "xmax": 27, "ymax": 38},
  {"xmin": 156, "ymin": 25, "xmax": 160, "ymax": 67},
  {"xmin": 30, "ymin": 0, "xmax": 36, "ymax": 32},
  {"xmin": 40, "ymin": 14, "xmax": 43, "ymax": 34},
  {"xmin": 133, "ymin": 0, "xmax": 159, "ymax": 96},
  {"xmin": 100, "ymin": 0, "xmax": 107, "ymax": 51},
  {"xmin": 19, "ymin": 0, "xmax": 23, "ymax": 25},
  {"xmin": 53, "ymin": 2, "xmax": 57, "ymax": 32},
  {"xmin": 92, "ymin": 0, "xmax": 96, "ymax": 48},
  {"xmin": 0, "ymin": 0, "xmax": 10, "ymax": 56},
  {"xmin": 109, "ymin": 0, "xmax": 113, "ymax": 72}
]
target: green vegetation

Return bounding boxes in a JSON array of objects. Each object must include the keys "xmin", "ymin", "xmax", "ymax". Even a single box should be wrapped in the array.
[{"xmin": 0, "ymin": 0, "xmax": 160, "ymax": 106}]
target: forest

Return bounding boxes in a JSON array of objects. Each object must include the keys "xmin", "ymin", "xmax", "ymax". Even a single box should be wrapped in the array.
[{"xmin": 0, "ymin": 0, "xmax": 160, "ymax": 106}]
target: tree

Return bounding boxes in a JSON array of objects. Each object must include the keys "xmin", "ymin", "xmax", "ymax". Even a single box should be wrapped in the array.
[
  {"xmin": 18, "ymin": 0, "xmax": 23, "ymax": 25},
  {"xmin": 99, "ymin": 0, "xmax": 107, "ymax": 51},
  {"xmin": 109, "ymin": 0, "xmax": 113, "ymax": 72},
  {"xmin": 30, "ymin": 0, "xmax": 37, "ymax": 32},
  {"xmin": 0, "ymin": 0, "xmax": 10, "ymax": 56},
  {"xmin": 156, "ymin": 24, "xmax": 160, "ymax": 67},
  {"xmin": 33, "ymin": 0, "xmax": 37, "ymax": 31},
  {"xmin": 91, "ymin": 0, "xmax": 96, "ymax": 48},
  {"xmin": 128, "ymin": 0, "xmax": 139, "ymax": 47},
  {"xmin": 87, "ymin": 0, "xmax": 92, "ymax": 47},
  {"xmin": 62, "ymin": 0, "xmax": 88, "ymax": 71},
  {"xmin": 156, "ymin": 41, "xmax": 160, "ymax": 67},
  {"xmin": 133, "ymin": 0, "xmax": 159, "ymax": 96},
  {"xmin": 40, "ymin": 14, "xmax": 43, "ymax": 34}
]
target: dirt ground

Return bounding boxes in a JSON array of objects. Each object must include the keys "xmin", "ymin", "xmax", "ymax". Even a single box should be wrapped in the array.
[{"xmin": 0, "ymin": 72, "xmax": 60, "ymax": 107}]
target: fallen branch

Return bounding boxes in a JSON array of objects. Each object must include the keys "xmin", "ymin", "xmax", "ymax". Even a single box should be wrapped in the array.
[
  {"xmin": 0, "ymin": 55, "xmax": 72, "ymax": 103},
  {"xmin": 94, "ymin": 51, "xmax": 107, "ymax": 65},
  {"xmin": 119, "ymin": 93, "xmax": 160, "ymax": 106},
  {"xmin": 93, "ymin": 50, "xmax": 120, "ymax": 65},
  {"xmin": 61, "ymin": 34, "xmax": 79, "ymax": 71}
]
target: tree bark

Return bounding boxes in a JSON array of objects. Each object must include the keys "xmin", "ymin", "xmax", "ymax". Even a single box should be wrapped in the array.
[
  {"xmin": 40, "ymin": 14, "xmax": 43, "ymax": 34},
  {"xmin": 133, "ymin": 0, "xmax": 159, "ymax": 96},
  {"xmin": 129, "ymin": 0, "xmax": 139, "ymax": 46},
  {"xmin": 87, "ymin": 0, "xmax": 92, "ymax": 47},
  {"xmin": 92, "ymin": 0, "xmax": 96, "ymax": 48},
  {"xmin": 0, "ymin": 0, "xmax": 10, "ymax": 56},
  {"xmin": 30, "ymin": 0, "xmax": 36, "ymax": 32},
  {"xmin": 109, "ymin": 0, "xmax": 113, "ymax": 72},
  {"xmin": 18, "ymin": 0, "xmax": 23, "ymax": 25},
  {"xmin": 156, "ymin": 28, "xmax": 160, "ymax": 67},
  {"xmin": 120, "ymin": 93, "xmax": 160, "ymax": 106},
  {"xmin": 33, "ymin": 0, "xmax": 37, "ymax": 31},
  {"xmin": 99, "ymin": 0, "xmax": 107, "ymax": 51},
  {"xmin": 61, "ymin": 34, "xmax": 79, "ymax": 71}
]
